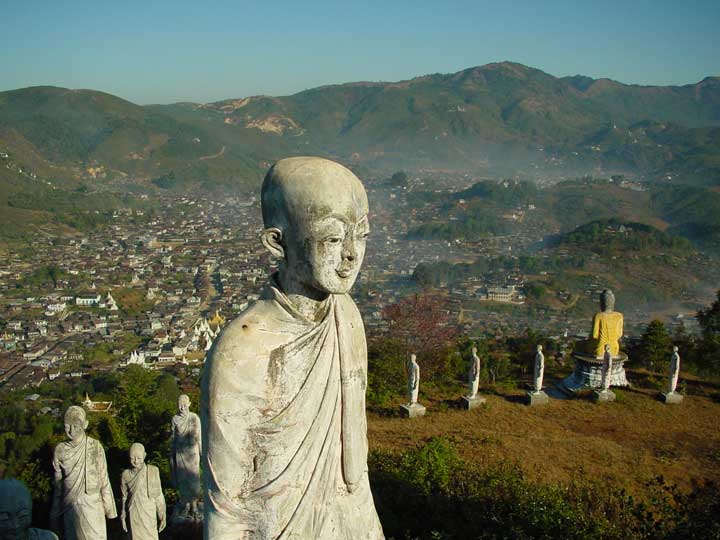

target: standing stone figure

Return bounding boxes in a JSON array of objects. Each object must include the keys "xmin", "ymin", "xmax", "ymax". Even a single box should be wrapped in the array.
[
  {"xmin": 594, "ymin": 344, "xmax": 616, "ymax": 402},
  {"xmin": 407, "ymin": 354, "xmax": 420, "ymax": 405},
  {"xmin": 662, "ymin": 346, "xmax": 684, "ymax": 404},
  {"xmin": 533, "ymin": 345, "xmax": 545, "ymax": 393},
  {"xmin": 170, "ymin": 394, "xmax": 202, "ymax": 521},
  {"xmin": 202, "ymin": 157, "xmax": 384, "ymax": 539},
  {"xmin": 50, "ymin": 406, "xmax": 117, "ymax": 540},
  {"xmin": 526, "ymin": 345, "xmax": 549, "ymax": 406},
  {"xmin": 467, "ymin": 347, "xmax": 480, "ymax": 399},
  {"xmin": 121, "ymin": 443, "xmax": 166, "ymax": 540},
  {"xmin": 0, "ymin": 478, "xmax": 58, "ymax": 539}
]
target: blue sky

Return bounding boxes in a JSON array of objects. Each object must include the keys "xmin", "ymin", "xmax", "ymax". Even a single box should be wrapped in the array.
[{"xmin": 1, "ymin": 0, "xmax": 718, "ymax": 104}]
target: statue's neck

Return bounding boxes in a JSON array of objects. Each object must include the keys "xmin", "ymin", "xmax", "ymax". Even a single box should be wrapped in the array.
[{"xmin": 277, "ymin": 269, "xmax": 330, "ymax": 323}]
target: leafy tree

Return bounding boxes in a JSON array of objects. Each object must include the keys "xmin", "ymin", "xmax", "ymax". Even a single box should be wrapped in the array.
[{"xmin": 697, "ymin": 290, "xmax": 720, "ymax": 375}]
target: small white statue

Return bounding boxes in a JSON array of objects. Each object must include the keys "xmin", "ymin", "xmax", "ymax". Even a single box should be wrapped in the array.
[
  {"xmin": 668, "ymin": 346, "xmax": 681, "ymax": 394},
  {"xmin": 407, "ymin": 354, "xmax": 420, "ymax": 405},
  {"xmin": 50, "ymin": 406, "xmax": 117, "ymax": 540},
  {"xmin": 170, "ymin": 394, "xmax": 202, "ymax": 520},
  {"xmin": 0, "ymin": 478, "xmax": 58, "ymax": 539},
  {"xmin": 467, "ymin": 347, "xmax": 480, "ymax": 399},
  {"xmin": 533, "ymin": 345, "xmax": 545, "ymax": 393},
  {"xmin": 601, "ymin": 344, "xmax": 613, "ymax": 391},
  {"xmin": 121, "ymin": 443, "xmax": 166, "ymax": 540}
]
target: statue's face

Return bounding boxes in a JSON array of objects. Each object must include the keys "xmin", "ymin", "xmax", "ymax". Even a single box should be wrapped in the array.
[
  {"xmin": 0, "ymin": 497, "xmax": 31, "ymax": 540},
  {"xmin": 178, "ymin": 397, "xmax": 190, "ymax": 415},
  {"xmin": 286, "ymin": 201, "xmax": 369, "ymax": 295},
  {"xmin": 64, "ymin": 419, "xmax": 86, "ymax": 442},
  {"xmin": 129, "ymin": 447, "xmax": 145, "ymax": 470}
]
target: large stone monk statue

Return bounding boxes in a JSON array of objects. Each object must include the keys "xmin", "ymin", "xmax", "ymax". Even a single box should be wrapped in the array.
[
  {"xmin": 50, "ymin": 406, "xmax": 117, "ymax": 540},
  {"xmin": 202, "ymin": 157, "xmax": 385, "ymax": 540}
]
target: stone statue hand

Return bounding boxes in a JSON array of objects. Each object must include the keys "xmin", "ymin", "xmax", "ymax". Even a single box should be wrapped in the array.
[
  {"xmin": 121, "ymin": 512, "xmax": 127, "ymax": 533},
  {"xmin": 158, "ymin": 511, "xmax": 167, "ymax": 532},
  {"xmin": 346, "ymin": 481, "xmax": 358, "ymax": 494}
]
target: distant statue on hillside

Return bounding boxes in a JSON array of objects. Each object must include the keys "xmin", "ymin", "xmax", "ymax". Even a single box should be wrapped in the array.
[
  {"xmin": 586, "ymin": 289, "xmax": 624, "ymax": 357},
  {"xmin": 121, "ymin": 443, "xmax": 166, "ymax": 540},
  {"xmin": 407, "ymin": 354, "xmax": 420, "ymax": 405},
  {"xmin": 170, "ymin": 394, "xmax": 202, "ymax": 522},
  {"xmin": 533, "ymin": 345, "xmax": 545, "ymax": 393},
  {"xmin": 467, "ymin": 347, "xmax": 480, "ymax": 399},
  {"xmin": 0, "ymin": 478, "xmax": 58, "ymax": 539},
  {"xmin": 661, "ymin": 346, "xmax": 684, "ymax": 404},
  {"xmin": 668, "ymin": 346, "xmax": 681, "ymax": 394},
  {"xmin": 50, "ymin": 406, "xmax": 117, "ymax": 540}
]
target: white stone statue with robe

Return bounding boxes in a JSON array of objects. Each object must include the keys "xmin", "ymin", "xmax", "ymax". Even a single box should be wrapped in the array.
[
  {"xmin": 662, "ymin": 346, "xmax": 684, "ymax": 404},
  {"xmin": 0, "ymin": 478, "xmax": 58, "ymax": 540},
  {"xmin": 407, "ymin": 354, "xmax": 420, "ymax": 405},
  {"xmin": 170, "ymin": 394, "xmax": 202, "ymax": 521},
  {"xmin": 202, "ymin": 157, "xmax": 384, "ymax": 540},
  {"xmin": 121, "ymin": 443, "xmax": 166, "ymax": 540},
  {"xmin": 50, "ymin": 406, "xmax": 117, "ymax": 540},
  {"xmin": 594, "ymin": 344, "xmax": 616, "ymax": 402},
  {"xmin": 526, "ymin": 345, "xmax": 549, "ymax": 406},
  {"xmin": 467, "ymin": 347, "xmax": 480, "ymax": 399}
]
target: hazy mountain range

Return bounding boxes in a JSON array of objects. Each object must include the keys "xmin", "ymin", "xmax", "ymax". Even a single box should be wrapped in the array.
[{"xmin": 1, "ymin": 61, "xmax": 719, "ymax": 194}]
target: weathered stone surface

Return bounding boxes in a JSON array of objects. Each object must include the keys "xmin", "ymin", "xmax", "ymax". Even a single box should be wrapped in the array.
[
  {"xmin": 400, "ymin": 403, "xmax": 427, "ymax": 418},
  {"xmin": 202, "ymin": 157, "xmax": 384, "ymax": 540},
  {"xmin": 526, "ymin": 390, "xmax": 549, "ymax": 406},
  {"xmin": 50, "ymin": 406, "xmax": 116, "ymax": 540},
  {"xmin": 462, "ymin": 395, "xmax": 486, "ymax": 409},
  {"xmin": 560, "ymin": 353, "xmax": 629, "ymax": 394},
  {"xmin": 120, "ymin": 443, "xmax": 166, "ymax": 540},
  {"xmin": 668, "ymin": 346, "xmax": 681, "ymax": 395},
  {"xmin": 661, "ymin": 391, "xmax": 684, "ymax": 404},
  {"xmin": 0, "ymin": 478, "xmax": 58, "ymax": 540},
  {"xmin": 593, "ymin": 389, "xmax": 616, "ymax": 403},
  {"xmin": 407, "ymin": 354, "xmax": 420, "ymax": 405}
]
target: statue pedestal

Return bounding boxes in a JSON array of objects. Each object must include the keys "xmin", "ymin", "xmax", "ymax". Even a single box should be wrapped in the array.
[
  {"xmin": 661, "ymin": 391, "xmax": 683, "ymax": 404},
  {"xmin": 560, "ymin": 353, "xmax": 629, "ymax": 395},
  {"xmin": 593, "ymin": 389, "xmax": 616, "ymax": 403},
  {"xmin": 400, "ymin": 403, "xmax": 426, "ymax": 418},
  {"xmin": 526, "ymin": 390, "xmax": 549, "ymax": 406},
  {"xmin": 462, "ymin": 395, "xmax": 486, "ymax": 410}
]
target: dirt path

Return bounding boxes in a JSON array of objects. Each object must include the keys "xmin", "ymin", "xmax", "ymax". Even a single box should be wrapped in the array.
[{"xmin": 198, "ymin": 146, "xmax": 226, "ymax": 161}]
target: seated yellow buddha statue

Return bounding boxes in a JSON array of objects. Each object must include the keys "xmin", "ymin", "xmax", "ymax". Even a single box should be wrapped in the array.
[{"xmin": 586, "ymin": 289, "xmax": 623, "ymax": 357}]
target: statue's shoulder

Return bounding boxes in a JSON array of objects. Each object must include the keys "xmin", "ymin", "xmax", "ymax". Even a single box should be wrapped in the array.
[
  {"xmin": 121, "ymin": 468, "xmax": 132, "ymax": 481},
  {"xmin": 336, "ymin": 293, "xmax": 362, "ymax": 320},
  {"xmin": 207, "ymin": 296, "xmax": 300, "ymax": 370},
  {"xmin": 28, "ymin": 528, "xmax": 58, "ymax": 540}
]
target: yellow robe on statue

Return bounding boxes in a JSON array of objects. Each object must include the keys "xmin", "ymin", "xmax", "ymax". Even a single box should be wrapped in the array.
[
  {"xmin": 590, "ymin": 311, "xmax": 624, "ymax": 357},
  {"xmin": 202, "ymin": 278, "xmax": 385, "ymax": 540}
]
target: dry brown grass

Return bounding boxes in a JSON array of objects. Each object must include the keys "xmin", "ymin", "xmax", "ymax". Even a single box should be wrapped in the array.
[{"xmin": 367, "ymin": 380, "xmax": 720, "ymax": 498}]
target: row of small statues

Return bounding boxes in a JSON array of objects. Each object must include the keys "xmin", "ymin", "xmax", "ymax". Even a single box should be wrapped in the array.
[
  {"xmin": 4, "ymin": 394, "xmax": 204, "ymax": 540},
  {"xmin": 402, "ymin": 343, "xmax": 684, "ymax": 414}
]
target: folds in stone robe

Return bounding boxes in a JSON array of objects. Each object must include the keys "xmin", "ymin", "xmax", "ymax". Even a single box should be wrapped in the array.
[
  {"xmin": 121, "ymin": 464, "xmax": 165, "ymax": 540},
  {"xmin": 202, "ymin": 279, "xmax": 384, "ymax": 540},
  {"xmin": 51, "ymin": 435, "xmax": 116, "ymax": 540}
]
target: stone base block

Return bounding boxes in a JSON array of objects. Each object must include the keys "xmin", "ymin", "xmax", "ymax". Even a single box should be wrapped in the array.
[
  {"xmin": 462, "ymin": 395, "xmax": 486, "ymax": 409},
  {"xmin": 560, "ymin": 353, "xmax": 630, "ymax": 395},
  {"xmin": 400, "ymin": 403, "xmax": 426, "ymax": 418},
  {"xmin": 526, "ymin": 390, "xmax": 549, "ymax": 406},
  {"xmin": 661, "ymin": 391, "xmax": 684, "ymax": 404},
  {"xmin": 593, "ymin": 389, "xmax": 616, "ymax": 403}
]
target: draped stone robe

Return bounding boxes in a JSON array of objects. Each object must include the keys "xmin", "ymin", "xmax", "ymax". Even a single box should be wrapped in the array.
[
  {"xmin": 202, "ymin": 279, "xmax": 384, "ymax": 540},
  {"xmin": 121, "ymin": 464, "xmax": 165, "ymax": 540},
  {"xmin": 50, "ymin": 435, "xmax": 117, "ymax": 540},
  {"xmin": 171, "ymin": 411, "xmax": 202, "ymax": 502}
]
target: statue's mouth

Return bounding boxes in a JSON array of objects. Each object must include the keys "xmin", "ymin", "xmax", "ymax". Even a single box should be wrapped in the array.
[{"xmin": 336, "ymin": 268, "xmax": 353, "ymax": 278}]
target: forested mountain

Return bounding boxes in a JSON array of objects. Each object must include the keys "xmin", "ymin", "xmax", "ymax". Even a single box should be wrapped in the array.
[{"xmin": 1, "ymin": 62, "xmax": 719, "ymax": 194}]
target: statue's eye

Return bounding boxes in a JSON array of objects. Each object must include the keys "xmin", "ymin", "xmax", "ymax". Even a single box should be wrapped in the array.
[{"xmin": 325, "ymin": 237, "xmax": 342, "ymax": 244}]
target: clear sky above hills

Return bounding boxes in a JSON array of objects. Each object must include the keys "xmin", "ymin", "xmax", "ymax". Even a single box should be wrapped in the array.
[{"xmin": 2, "ymin": 0, "xmax": 718, "ymax": 104}]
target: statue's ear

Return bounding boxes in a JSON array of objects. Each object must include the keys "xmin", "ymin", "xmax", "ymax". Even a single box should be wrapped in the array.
[
  {"xmin": 83, "ymin": 420, "xmax": 89, "ymax": 430},
  {"xmin": 262, "ymin": 227, "xmax": 285, "ymax": 259}
]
